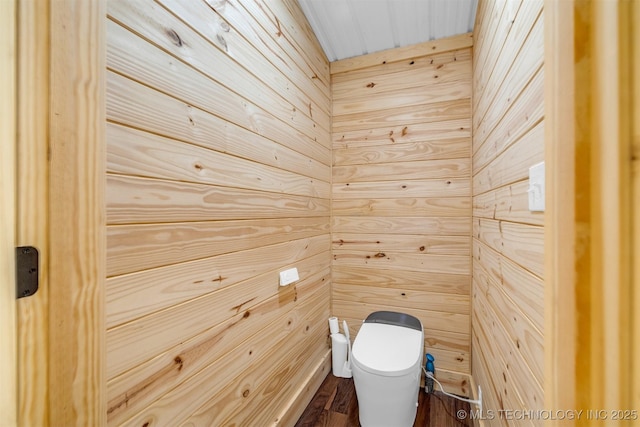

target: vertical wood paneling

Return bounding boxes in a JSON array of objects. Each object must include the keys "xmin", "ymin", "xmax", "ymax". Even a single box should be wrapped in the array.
[
  {"xmin": 472, "ymin": 0, "xmax": 544, "ymax": 423},
  {"xmin": 105, "ymin": 1, "xmax": 331, "ymax": 425},
  {"xmin": 331, "ymin": 38, "xmax": 473, "ymax": 394}
]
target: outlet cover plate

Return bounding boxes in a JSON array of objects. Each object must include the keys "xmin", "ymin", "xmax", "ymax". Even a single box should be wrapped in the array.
[
  {"xmin": 279, "ymin": 267, "xmax": 299, "ymax": 286},
  {"xmin": 528, "ymin": 161, "xmax": 545, "ymax": 212}
]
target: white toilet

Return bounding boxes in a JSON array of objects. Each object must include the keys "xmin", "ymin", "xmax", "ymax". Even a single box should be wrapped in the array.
[{"xmin": 351, "ymin": 311, "xmax": 424, "ymax": 427}]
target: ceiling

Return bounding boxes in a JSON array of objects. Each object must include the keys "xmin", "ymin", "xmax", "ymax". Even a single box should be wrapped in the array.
[{"xmin": 298, "ymin": 0, "xmax": 478, "ymax": 62}]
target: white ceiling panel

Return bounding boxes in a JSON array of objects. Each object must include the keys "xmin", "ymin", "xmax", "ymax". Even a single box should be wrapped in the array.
[
  {"xmin": 349, "ymin": 1, "xmax": 396, "ymax": 54},
  {"xmin": 298, "ymin": 0, "xmax": 478, "ymax": 62}
]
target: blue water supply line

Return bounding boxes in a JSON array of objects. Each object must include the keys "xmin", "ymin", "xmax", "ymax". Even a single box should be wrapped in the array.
[{"xmin": 425, "ymin": 353, "xmax": 435, "ymax": 393}]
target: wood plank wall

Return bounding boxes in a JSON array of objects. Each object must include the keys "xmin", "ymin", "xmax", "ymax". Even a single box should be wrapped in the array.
[
  {"xmin": 472, "ymin": 0, "xmax": 544, "ymax": 423},
  {"xmin": 330, "ymin": 34, "xmax": 474, "ymax": 396},
  {"xmin": 105, "ymin": 0, "xmax": 331, "ymax": 425}
]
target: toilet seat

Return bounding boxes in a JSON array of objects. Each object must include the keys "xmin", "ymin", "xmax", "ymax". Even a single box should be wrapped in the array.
[{"xmin": 352, "ymin": 322, "xmax": 423, "ymax": 377}]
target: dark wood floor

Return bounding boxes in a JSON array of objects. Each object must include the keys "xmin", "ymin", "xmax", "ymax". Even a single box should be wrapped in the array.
[{"xmin": 295, "ymin": 374, "xmax": 471, "ymax": 427}]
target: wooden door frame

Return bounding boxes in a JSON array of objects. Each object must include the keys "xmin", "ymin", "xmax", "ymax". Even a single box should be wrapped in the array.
[
  {"xmin": 545, "ymin": 0, "xmax": 638, "ymax": 420},
  {"xmin": 48, "ymin": 1, "xmax": 106, "ymax": 423},
  {"xmin": 16, "ymin": 0, "xmax": 106, "ymax": 425},
  {"xmin": 632, "ymin": 0, "xmax": 640, "ymax": 411},
  {"xmin": 17, "ymin": 1, "xmax": 50, "ymax": 424},
  {"xmin": 1, "ymin": 0, "xmax": 18, "ymax": 425}
]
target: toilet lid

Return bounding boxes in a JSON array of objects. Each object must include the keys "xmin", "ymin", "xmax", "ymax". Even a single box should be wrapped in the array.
[{"xmin": 352, "ymin": 323, "xmax": 423, "ymax": 377}]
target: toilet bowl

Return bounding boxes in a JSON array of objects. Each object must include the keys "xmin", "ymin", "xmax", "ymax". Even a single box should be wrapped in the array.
[{"xmin": 351, "ymin": 311, "xmax": 424, "ymax": 427}]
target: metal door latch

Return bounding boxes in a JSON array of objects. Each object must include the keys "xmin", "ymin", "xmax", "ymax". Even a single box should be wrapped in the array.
[{"xmin": 16, "ymin": 246, "xmax": 39, "ymax": 299}]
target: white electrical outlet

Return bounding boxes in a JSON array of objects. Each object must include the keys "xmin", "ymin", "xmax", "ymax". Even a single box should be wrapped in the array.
[
  {"xmin": 528, "ymin": 161, "xmax": 545, "ymax": 212},
  {"xmin": 279, "ymin": 267, "xmax": 299, "ymax": 286}
]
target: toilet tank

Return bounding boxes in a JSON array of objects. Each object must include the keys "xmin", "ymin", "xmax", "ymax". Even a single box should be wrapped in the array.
[{"xmin": 353, "ymin": 311, "xmax": 423, "ymax": 376}]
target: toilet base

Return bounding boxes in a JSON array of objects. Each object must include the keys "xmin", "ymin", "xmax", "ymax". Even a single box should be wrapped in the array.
[{"xmin": 352, "ymin": 362, "xmax": 421, "ymax": 427}]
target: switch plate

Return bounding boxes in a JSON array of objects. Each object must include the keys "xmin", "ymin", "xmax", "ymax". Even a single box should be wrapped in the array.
[
  {"xmin": 528, "ymin": 161, "xmax": 545, "ymax": 212},
  {"xmin": 279, "ymin": 267, "xmax": 299, "ymax": 286}
]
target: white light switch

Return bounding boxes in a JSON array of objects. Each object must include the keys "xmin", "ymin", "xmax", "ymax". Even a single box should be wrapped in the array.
[
  {"xmin": 528, "ymin": 162, "xmax": 545, "ymax": 212},
  {"xmin": 279, "ymin": 267, "xmax": 299, "ymax": 286}
]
